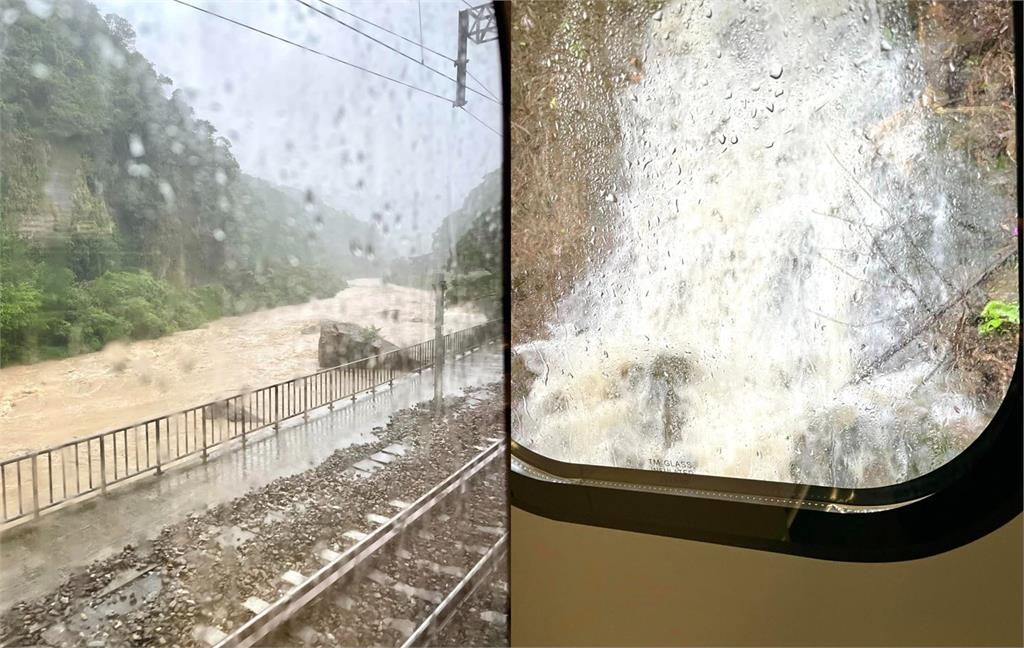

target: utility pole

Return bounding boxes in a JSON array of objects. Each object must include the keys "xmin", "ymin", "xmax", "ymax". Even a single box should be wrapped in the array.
[
  {"xmin": 454, "ymin": 2, "xmax": 499, "ymax": 107},
  {"xmin": 433, "ymin": 271, "xmax": 446, "ymax": 413}
]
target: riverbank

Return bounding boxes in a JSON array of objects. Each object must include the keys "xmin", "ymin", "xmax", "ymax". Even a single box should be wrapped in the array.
[{"xmin": 0, "ymin": 279, "xmax": 485, "ymax": 459}]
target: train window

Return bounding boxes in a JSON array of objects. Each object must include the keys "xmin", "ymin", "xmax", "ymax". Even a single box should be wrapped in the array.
[
  {"xmin": 2, "ymin": 0, "xmax": 506, "ymax": 645},
  {"xmin": 511, "ymin": 0, "xmax": 1019, "ymax": 514}
]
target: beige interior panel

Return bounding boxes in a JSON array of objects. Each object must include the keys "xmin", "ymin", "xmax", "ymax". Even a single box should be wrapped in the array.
[{"xmin": 510, "ymin": 507, "xmax": 1023, "ymax": 647}]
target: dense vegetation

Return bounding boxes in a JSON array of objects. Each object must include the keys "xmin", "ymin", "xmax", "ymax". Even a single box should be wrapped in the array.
[
  {"xmin": 386, "ymin": 170, "xmax": 502, "ymax": 318},
  {"xmin": 0, "ymin": 226, "xmax": 344, "ymax": 362},
  {"xmin": 445, "ymin": 202, "xmax": 502, "ymax": 318},
  {"xmin": 0, "ymin": 0, "xmax": 388, "ymax": 364}
]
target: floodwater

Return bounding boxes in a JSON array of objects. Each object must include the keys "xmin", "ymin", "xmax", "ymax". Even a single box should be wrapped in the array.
[
  {"xmin": 514, "ymin": 1, "xmax": 1017, "ymax": 488},
  {"xmin": 0, "ymin": 279, "xmax": 484, "ymax": 458},
  {"xmin": 0, "ymin": 348, "xmax": 502, "ymax": 612}
]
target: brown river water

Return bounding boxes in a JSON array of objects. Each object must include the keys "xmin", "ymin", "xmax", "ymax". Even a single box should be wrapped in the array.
[{"xmin": 0, "ymin": 279, "xmax": 485, "ymax": 459}]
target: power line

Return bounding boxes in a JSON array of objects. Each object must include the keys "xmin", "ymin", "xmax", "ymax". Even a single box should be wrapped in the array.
[
  {"xmin": 337, "ymin": 0, "xmax": 500, "ymax": 103},
  {"xmin": 416, "ymin": 0, "xmax": 425, "ymax": 63},
  {"xmin": 171, "ymin": 0, "xmax": 455, "ymax": 104},
  {"xmin": 310, "ymin": 0, "xmax": 498, "ymax": 104},
  {"xmin": 314, "ymin": 0, "xmax": 454, "ymax": 62},
  {"xmin": 459, "ymin": 105, "xmax": 500, "ymax": 137},
  {"xmin": 466, "ymin": 69, "xmax": 499, "ymax": 101},
  {"xmin": 297, "ymin": 0, "xmax": 499, "ymax": 106}
]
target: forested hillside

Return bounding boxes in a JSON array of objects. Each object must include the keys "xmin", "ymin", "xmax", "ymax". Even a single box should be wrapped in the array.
[
  {"xmin": 386, "ymin": 169, "xmax": 501, "ymax": 317},
  {"xmin": 0, "ymin": 0, "xmax": 387, "ymax": 364}
]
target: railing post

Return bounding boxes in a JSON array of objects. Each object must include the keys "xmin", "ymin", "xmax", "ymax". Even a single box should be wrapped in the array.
[
  {"xmin": 99, "ymin": 436, "xmax": 107, "ymax": 494},
  {"xmin": 155, "ymin": 419, "xmax": 163, "ymax": 475},
  {"xmin": 31, "ymin": 453, "xmax": 40, "ymax": 519},
  {"xmin": 274, "ymin": 384, "xmax": 281, "ymax": 432},
  {"xmin": 201, "ymin": 408, "xmax": 209, "ymax": 463},
  {"xmin": 328, "ymin": 371, "xmax": 335, "ymax": 411},
  {"xmin": 303, "ymin": 376, "xmax": 310, "ymax": 422}
]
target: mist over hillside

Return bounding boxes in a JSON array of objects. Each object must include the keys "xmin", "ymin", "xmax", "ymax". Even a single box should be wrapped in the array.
[
  {"xmin": 386, "ymin": 169, "xmax": 501, "ymax": 317},
  {"xmin": 0, "ymin": 0, "xmax": 387, "ymax": 363}
]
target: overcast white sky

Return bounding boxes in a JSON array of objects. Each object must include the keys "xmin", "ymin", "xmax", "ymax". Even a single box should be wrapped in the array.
[{"xmin": 93, "ymin": 0, "xmax": 502, "ymax": 255}]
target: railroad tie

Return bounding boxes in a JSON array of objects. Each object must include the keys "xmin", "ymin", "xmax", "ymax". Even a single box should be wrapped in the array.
[
  {"xmin": 368, "ymin": 569, "xmax": 443, "ymax": 605},
  {"xmin": 475, "ymin": 525, "xmax": 505, "ymax": 537},
  {"xmin": 491, "ymin": 580, "xmax": 509, "ymax": 594},
  {"xmin": 341, "ymin": 467, "xmax": 372, "ymax": 480},
  {"xmin": 414, "ymin": 558, "xmax": 466, "ymax": 578},
  {"xmin": 192, "ymin": 625, "xmax": 228, "ymax": 647},
  {"xmin": 366, "ymin": 568, "xmax": 395, "ymax": 588},
  {"xmin": 353, "ymin": 458, "xmax": 386, "ymax": 474},
  {"xmin": 280, "ymin": 570, "xmax": 305, "ymax": 587},
  {"xmin": 319, "ymin": 548, "xmax": 343, "ymax": 563},
  {"xmin": 454, "ymin": 541, "xmax": 490, "ymax": 556},
  {"xmin": 288, "ymin": 625, "xmax": 320, "ymax": 645},
  {"xmin": 334, "ymin": 594, "xmax": 355, "ymax": 610},
  {"xmin": 388, "ymin": 499, "xmax": 411, "ymax": 510},
  {"xmin": 480, "ymin": 611, "xmax": 508, "ymax": 626},
  {"xmin": 366, "ymin": 512, "xmax": 391, "ymax": 525},
  {"xmin": 241, "ymin": 596, "xmax": 270, "ymax": 615},
  {"xmin": 381, "ymin": 443, "xmax": 408, "ymax": 456},
  {"xmin": 386, "ymin": 618, "xmax": 417, "ymax": 638},
  {"xmin": 343, "ymin": 529, "xmax": 369, "ymax": 543}
]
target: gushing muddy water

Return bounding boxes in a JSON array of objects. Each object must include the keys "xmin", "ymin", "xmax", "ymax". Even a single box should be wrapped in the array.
[
  {"xmin": 514, "ymin": 0, "xmax": 1017, "ymax": 488},
  {"xmin": 0, "ymin": 279, "xmax": 484, "ymax": 458}
]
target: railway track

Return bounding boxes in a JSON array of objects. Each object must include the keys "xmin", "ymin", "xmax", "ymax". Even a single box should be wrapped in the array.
[{"xmin": 195, "ymin": 438, "xmax": 508, "ymax": 648}]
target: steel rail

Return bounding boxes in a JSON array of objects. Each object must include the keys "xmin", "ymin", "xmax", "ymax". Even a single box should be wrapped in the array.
[
  {"xmin": 214, "ymin": 438, "xmax": 505, "ymax": 648},
  {"xmin": 401, "ymin": 531, "xmax": 508, "ymax": 648}
]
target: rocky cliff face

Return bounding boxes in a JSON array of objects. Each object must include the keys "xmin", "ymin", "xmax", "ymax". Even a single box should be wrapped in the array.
[{"xmin": 11, "ymin": 141, "xmax": 113, "ymax": 242}]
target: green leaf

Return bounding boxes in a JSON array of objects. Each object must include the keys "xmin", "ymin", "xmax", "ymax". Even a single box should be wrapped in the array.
[
  {"xmin": 978, "ymin": 317, "xmax": 1003, "ymax": 334},
  {"xmin": 981, "ymin": 300, "xmax": 1020, "ymax": 323},
  {"xmin": 978, "ymin": 300, "xmax": 1020, "ymax": 335}
]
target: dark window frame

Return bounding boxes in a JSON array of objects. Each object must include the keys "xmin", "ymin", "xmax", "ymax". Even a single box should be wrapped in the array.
[{"xmin": 506, "ymin": 2, "xmax": 1023, "ymax": 563}]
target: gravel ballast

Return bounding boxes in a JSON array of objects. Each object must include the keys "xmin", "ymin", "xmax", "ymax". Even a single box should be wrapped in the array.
[{"xmin": 0, "ymin": 383, "xmax": 507, "ymax": 648}]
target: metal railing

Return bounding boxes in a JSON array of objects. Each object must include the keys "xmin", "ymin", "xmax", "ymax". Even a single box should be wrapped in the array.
[{"xmin": 0, "ymin": 320, "xmax": 501, "ymax": 525}]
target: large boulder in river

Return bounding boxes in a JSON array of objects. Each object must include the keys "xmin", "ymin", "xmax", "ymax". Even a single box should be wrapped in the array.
[{"xmin": 317, "ymin": 320, "xmax": 411, "ymax": 369}]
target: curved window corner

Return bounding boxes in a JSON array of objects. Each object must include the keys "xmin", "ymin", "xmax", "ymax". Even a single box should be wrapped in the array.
[{"xmin": 509, "ymin": 0, "xmax": 1022, "ymax": 561}]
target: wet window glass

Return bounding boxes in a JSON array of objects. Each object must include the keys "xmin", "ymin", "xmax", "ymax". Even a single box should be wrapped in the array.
[
  {"xmin": 512, "ymin": 1, "xmax": 1018, "ymax": 489},
  {"xmin": 1, "ymin": 0, "xmax": 505, "ymax": 645}
]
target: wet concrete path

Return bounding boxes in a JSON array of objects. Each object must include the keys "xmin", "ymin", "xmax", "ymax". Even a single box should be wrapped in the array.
[{"xmin": 0, "ymin": 347, "xmax": 502, "ymax": 612}]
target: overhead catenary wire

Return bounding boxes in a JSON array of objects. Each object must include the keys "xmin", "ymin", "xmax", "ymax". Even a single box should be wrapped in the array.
[
  {"xmin": 170, "ymin": 0, "xmax": 455, "ymax": 104},
  {"xmin": 458, "ymin": 105, "xmax": 500, "ymax": 137},
  {"xmin": 311, "ymin": 0, "xmax": 499, "ymax": 102},
  {"xmin": 315, "ymin": 0, "xmax": 455, "ymax": 62},
  {"xmin": 466, "ymin": 69, "xmax": 500, "ymax": 102},
  {"xmin": 321, "ymin": 0, "xmax": 502, "ymax": 102},
  {"xmin": 297, "ymin": 0, "xmax": 499, "ymax": 106},
  {"xmin": 417, "ymin": 0, "xmax": 425, "ymax": 63}
]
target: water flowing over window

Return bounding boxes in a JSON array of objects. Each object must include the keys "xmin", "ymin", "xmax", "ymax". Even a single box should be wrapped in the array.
[{"xmin": 512, "ymin": 0, "xmax": 1018, "ymax": 489}]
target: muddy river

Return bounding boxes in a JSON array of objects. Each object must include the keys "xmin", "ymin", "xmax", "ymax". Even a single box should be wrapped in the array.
[{"xmin": 0, "ymin": 279, "xmax": 485, "ymax": 459}]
